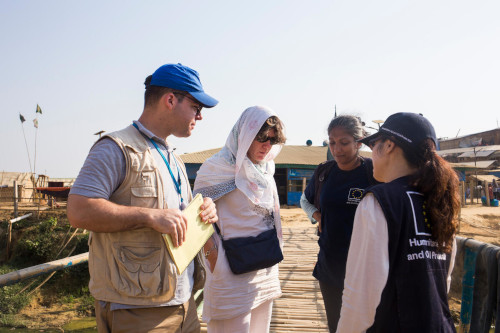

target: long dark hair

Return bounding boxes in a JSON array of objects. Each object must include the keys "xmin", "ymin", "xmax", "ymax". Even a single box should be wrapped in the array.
[
  {"xmin": 405, "ymin": 139, "xmax": 460, "ymax": 253},
  {"xmin": 327, "ymin": 115, "xmax": 368, "ymax": 140}
]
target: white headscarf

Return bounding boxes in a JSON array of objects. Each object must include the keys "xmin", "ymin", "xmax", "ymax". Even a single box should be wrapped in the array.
[{"xmin": 193, "ymin": 106, "xmax": 283, "ymax": 210}]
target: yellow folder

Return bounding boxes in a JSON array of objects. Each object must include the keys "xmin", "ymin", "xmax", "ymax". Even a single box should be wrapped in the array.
[{"xmin": 162, "ymin": 193, "xmax": 214, "ymax": 274}]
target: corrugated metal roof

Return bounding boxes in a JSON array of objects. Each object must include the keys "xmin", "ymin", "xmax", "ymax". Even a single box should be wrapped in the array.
[
  {"xmin": 437, "ymin": 145, "xmax": 500, "ymax": 156},
  {"xmin": 179, "ymin": 148, "xmax": 221, "ymax": 164},
  {"xmin": 179, "ymin": 145, "xmax": 372, "ymax": 166},
  {"xmin": 470, "ymin": 174, "xmax": 500, "ymax": 182},
  {"xmin": 275, "ymin": 146, "xmax": 329, "ymax": 165},
  {"xmin": 449, "ymin": 160, "xmax": 497, "ymax": 169},
  {"xmin": 458, "ymin": 150, "xmax": 496, "ymax": 158}
]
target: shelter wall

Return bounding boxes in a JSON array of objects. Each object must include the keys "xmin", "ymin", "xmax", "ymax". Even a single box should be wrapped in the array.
[
  {"xmin": 0, "ymin": 185, "xmax": 32, "ymax": 203},
  {"xmin": 440, "ymin": 128, "xmax": 500, "ymax": 150}
]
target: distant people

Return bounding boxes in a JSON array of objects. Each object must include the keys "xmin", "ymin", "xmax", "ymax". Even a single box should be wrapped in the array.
[
  {"xmin": 67, "ymin": 63, "xmax": 219, "ymax": 333},
  {"xmin": 193, "ymin": 106, "xmax": 286, "ymax": 333},
  {"xmin": 299, "ymin": 115, "xmax": 377, "ymax": 332},
  {"xmin": 488, "ymin": 184, "xmax": 494, "ymax": 201},
  {"xmin": 493, "ymin": 179, "xmax": 500, "ymax": 200},
  {"xmin": 477, "ymin": 183, "xmax": 484, "ymax": 197},
  {"xmin": 337, "ymin": 113, "xmax": 459, "ymax": 332}
]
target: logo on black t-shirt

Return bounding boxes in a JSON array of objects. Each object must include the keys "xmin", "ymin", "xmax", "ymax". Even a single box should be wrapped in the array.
[{"xmin": 347, "ymin": 188, "xmax": 364, "ymax": 205}]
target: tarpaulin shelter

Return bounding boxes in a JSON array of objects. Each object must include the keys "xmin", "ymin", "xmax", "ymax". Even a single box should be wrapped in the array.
[{"xmin": 0, "ymin": 172, "xmax": 34, "ymax": 203}]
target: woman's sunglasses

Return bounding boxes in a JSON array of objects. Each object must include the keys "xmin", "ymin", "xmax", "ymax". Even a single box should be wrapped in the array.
[{"xmin": 256, "ymin": 135, "xmax": 279, "ymax": 145}]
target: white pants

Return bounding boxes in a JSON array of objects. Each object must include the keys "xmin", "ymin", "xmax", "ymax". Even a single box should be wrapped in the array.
[{"xmin": 207, "ymin": 299, "xmax": 273, "ymax": 333}]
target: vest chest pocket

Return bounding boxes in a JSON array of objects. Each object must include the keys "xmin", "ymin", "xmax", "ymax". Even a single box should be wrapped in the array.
[
  {"xmin": 110, "ymin": 242, "xmax": 167, "ymax": 297},
  {"xmin": 130, "ymin": 171, "xmax": 158, "ymax": 207}
]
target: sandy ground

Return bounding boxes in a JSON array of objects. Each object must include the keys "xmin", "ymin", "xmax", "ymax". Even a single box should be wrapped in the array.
[
  {"xmin": 1, "ymin": 203, "xmax": 499, "ymax": 329},
  {"xmin": 281, "ymin": 203, "xmax": 500, "ymax": 245}
]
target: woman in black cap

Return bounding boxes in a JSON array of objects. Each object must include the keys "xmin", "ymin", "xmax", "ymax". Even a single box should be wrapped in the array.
[{"xmin": 336, "ymin": 112, "xmax": 459, "ymax": 333}]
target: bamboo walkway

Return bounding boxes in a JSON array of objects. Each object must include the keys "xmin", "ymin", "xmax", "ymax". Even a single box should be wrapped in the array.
[{"xmin": 200, "ymin": 226, "xmax": 328, "ymax": 332}]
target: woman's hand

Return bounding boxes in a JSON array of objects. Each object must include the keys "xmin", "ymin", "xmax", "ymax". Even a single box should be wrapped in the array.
[
  {"xmin": 200, "ymin": 197, "xmax": 218, "ymax": 224},
  {"xmin": 203, "ymin": 236, "xmax": 218, "ymax": 273},
  {"xmin": 313, "ymin": 211, "xmax": 322, "ymax": 233}
]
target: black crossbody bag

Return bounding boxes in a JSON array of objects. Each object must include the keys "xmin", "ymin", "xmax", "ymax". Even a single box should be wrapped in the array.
[{"xmin": 213, "ymin": 222, "xmax": 283, "ymax": 275}]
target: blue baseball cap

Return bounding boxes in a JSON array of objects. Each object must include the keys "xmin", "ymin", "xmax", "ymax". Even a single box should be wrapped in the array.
[{"xmin": 150, "ymin": 63, "xmax": 218, "ymax": 108}]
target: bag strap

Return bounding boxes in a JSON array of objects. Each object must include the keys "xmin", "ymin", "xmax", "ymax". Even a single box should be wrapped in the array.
[
  {"xmin": 314, "ymin": 160, "xmax": 337, "ymax": 212},
  {"xmin": 213, "ymin": 216, "xmax": 277, "ymax": 242},
  {"xmin": 213, "ymin": 223, "xmax": 223, "ymax": 241}
]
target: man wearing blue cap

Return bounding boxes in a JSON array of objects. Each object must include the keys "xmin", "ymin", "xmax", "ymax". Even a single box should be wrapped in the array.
[{"xmin": 68, "ymin": 63, "xmax": 219, "ymax": 333}]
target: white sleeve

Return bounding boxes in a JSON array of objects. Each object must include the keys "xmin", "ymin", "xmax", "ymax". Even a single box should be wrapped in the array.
[
  {"xmin": 447, "ymin": 237, "xmax": 457, "ymax": 293},
  {"xmin": 336, "ymin": 193, "xmax": 389, "ymax": 333},
  {"xmin": 300, "ymin": 192, "xmax": 319, "ymax": 223}
]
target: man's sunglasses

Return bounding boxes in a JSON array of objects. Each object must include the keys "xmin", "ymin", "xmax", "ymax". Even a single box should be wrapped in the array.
[{"xmin": 174, "ymin": 93, "xmax": 203, "ymax": 117}]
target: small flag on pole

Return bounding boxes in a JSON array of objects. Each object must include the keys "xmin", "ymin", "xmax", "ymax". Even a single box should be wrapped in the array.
[
  {"xmin": 36, "ymin": 104, "xmax": 42, "ymax": 114},
  {"xmin": 33, "ymin": 118, "xmax": 39, "ymax": 128},
  {"xmin": 19, "ymin": 114, "xmax": 26, "ymax": 123}
]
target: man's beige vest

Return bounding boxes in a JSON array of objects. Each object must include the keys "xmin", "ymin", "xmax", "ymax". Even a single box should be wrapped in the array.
[{"xmin": 88, "ymin": 125, "xmax": 203, "ymax": 305}]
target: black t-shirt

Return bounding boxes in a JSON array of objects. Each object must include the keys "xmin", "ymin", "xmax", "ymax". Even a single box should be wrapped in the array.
[{"xmin": 308, "ymin": 160, "xmax": 373, "ymax": 286}]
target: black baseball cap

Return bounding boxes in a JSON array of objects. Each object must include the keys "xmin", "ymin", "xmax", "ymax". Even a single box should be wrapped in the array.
[{"xmin": 359, "ymin": 112, "xmax": 437, "ymax": 153}]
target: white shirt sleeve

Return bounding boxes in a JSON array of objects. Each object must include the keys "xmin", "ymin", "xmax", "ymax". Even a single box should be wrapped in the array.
[
  {"xmin": 336, "ymin": 193, "xmax": 389, "ymax": 333},
  {"xmin": 447, "ymin": 237, "xmax": 457, "ymax": 293},
  {"xmin": 300, "ymin": 192, "xmax": 319, "ymax": 223}
]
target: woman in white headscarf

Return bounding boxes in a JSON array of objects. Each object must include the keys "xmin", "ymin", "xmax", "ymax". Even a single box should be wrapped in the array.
[{"xmin": 193, "ymin": 106, "xmax": 286, "ymax": 333}]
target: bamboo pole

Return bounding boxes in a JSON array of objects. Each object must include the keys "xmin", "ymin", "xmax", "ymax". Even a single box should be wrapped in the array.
[
  {"xmin": 484, "ymin": 180, "xmax": 491, "ymax": 206},
  {"xmin": 460, "ymin": 181, "xmax": 465, "ymax": 208},
  {"xmin": 5, "ymin": 221, "xmax": 12, "ymax": 261},
  {"xmin": 0, "ymin": 252, "xmax": 89, "ymax": 287},
  {"xmin": 468, "ymin": 181, "xmax": 474, "ymax": 205},
  {"xmin": 13, "ymin": 180, "xmax": 18, "ymax": 218},
  {"xmin": 5, "ymin": 213, "xmax": 32, "ymax": 261}
]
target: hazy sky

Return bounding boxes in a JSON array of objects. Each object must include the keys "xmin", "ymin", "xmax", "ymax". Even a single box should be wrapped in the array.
[{"xmin": 1, "ymin": 0, "xmax": 499, "ymax": 178}]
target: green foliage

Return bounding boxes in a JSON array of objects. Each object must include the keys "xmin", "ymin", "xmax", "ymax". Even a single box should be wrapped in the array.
[
  {"xmin": 12, "ymin": 217, "xmax": 63, "ymax": 265},
  {"xmin": 2, "ymin": 216, "xmax": 94, "ymax": 320},
  {"xmin": 0, "ymin": 266, "xmax": 32, "ymax": 315},
  {"xmin": 39, "ymin": 216, "xmax": 58, "ymax": 233},
  {"xmin": 0, "ymin": 313, "xmax": 27, "ymax": 328},
  {"xmin": 74, "ymin": 232, "xmax": 90, "ymax": 254},
  {"xmin": 76, "ymin": 290, "xmax": 95, "ymax": 316},
  {"xmin": 0, "ymin": 284, "xmax": 31, "ymax": 314}
]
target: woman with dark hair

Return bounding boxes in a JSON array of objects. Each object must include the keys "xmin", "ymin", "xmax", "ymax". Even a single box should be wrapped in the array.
[
  {"xmin": 300, "ymin": 115, "xmax": 377, "ymax": 332},
  {"xmin": 193, "ymin": 106, "xmax": 286, "ymax": 333},
  {"xmin": 337, "ymin": 112, "xmax": 459, "ymax": 332}
]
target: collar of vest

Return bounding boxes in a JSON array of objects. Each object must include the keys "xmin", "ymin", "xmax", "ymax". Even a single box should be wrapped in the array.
[{"xmin": 101, "ymin": 124, "xmax": 151, "ymax": 153}]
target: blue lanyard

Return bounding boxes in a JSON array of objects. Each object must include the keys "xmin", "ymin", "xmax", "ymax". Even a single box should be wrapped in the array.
[{"xmin": 132, "ymin": 123, "xmax": 184, "ymax": 207}]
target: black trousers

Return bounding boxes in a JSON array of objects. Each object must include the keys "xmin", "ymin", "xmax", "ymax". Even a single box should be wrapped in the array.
[{"xmin": 319, "ymin": 280, "xmax": 344, "ymax": 332}]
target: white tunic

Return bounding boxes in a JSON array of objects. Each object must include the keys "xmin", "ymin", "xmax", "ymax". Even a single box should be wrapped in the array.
[{"xmin": 202, "ymin": 189, "xmax": 282, "ymax": 322}]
